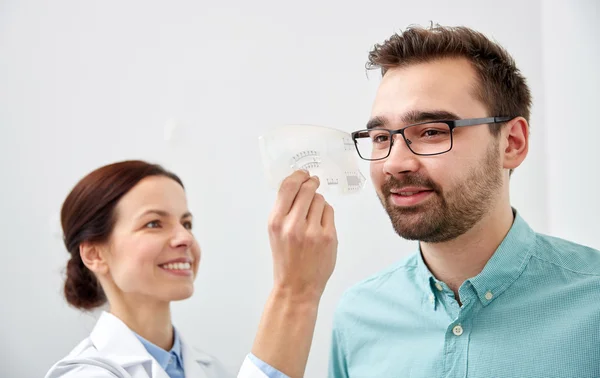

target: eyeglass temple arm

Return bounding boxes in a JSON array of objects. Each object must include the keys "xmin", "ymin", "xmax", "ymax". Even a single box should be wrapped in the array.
[{"xmin": 455, "ymin": 116, "xmax": 513, "ymax": 127}]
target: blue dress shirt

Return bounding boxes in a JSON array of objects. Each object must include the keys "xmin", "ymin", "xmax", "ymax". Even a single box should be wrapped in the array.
[
  {"xmin": 135, "ymin": 329, "xmax": 185, "ymax": 378},
  {"xmin": 135, "ymin": 328, "xmax": 288, "ymax": 378},
  {"xmin": 248, "ymin": 353, "xmax": 290, "ymax": 378},
  {"xmin": 329, "ymin": 210, "xmax": 600, "ymax": 377}
]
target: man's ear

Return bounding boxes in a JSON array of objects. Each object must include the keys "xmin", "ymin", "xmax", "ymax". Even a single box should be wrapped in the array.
[
  {"xmin": 502, "ymin": 116, "xmax": 529, "ymax": 172},
  {"xmin": 80, "ymin": 242, "xmax": 109, "ymax": 276}
]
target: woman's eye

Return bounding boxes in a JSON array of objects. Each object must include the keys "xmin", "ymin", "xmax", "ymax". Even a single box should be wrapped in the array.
[{"xmin": 145, "ymin": 220, "xmax": 161, "ymax": 229}]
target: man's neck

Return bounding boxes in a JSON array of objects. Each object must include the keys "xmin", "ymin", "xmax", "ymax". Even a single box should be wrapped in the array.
[
  {"xmin": 420, "ymin": 203, "xmax": 515, "ymax": 297},
  {"xmin": 108, "ymin": 294, "xmax": 173, "ymax": 351}
]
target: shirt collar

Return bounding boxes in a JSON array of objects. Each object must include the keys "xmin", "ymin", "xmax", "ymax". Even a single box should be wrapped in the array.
[
  {"xmin": 415, "ymin": 254, "xmax": 443, "ymax": 310},
  {"xmin": 134, "ymin": 327, "xmax": 184, "ymax": 371},
  {"xmin": 468, "ymin": 209, "xmax": 535, "ymax": 305},
  {"xmin": 415, "ymin": 208, "xmax": 536, "ymax": 307}
]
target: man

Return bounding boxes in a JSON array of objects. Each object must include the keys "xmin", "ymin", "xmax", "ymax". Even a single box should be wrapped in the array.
[{"xmin": 328, "ymin": 25, "xmax": 600, "ymax": 377}]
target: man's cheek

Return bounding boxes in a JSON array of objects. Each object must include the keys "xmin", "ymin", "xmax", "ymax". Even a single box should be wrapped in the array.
[{"xmin": 369, "ymin": 166, "xmax": 384, "ymax": 186}]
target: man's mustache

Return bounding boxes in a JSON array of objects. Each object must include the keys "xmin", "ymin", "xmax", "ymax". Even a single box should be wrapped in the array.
[{"xmin": 381, "ymin": 175, "xmax": 441, "ymax": 194}]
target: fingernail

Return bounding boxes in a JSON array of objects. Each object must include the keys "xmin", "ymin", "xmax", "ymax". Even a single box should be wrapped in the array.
[{"xmin": 313, "ymin": 175, "xmax": 320, "ymax": 183}]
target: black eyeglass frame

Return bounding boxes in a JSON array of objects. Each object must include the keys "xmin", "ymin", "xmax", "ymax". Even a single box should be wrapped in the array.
[{"xmin": 351, "ymin": 116, "xmax": 514, "ymax": 160}]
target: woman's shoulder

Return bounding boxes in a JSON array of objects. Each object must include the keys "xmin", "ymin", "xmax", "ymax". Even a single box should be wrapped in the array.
[{"xmin": 44, "ymin": 336, "xmax": 128, "ymax": 378}]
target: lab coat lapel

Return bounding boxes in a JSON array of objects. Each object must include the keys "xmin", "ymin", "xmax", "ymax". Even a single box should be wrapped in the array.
[
  {"xmin": 90, "ymin": 311, "xmax": 170, "ymax": 378},
  {"xmin": 180, "ymin": 334, "xmax": 212, "ymax": 378}
]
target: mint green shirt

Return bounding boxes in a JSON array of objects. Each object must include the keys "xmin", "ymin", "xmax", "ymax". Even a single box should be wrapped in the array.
[{"xmin": 329, "ymin": 211, "xmax": 600, "ymax": 377}]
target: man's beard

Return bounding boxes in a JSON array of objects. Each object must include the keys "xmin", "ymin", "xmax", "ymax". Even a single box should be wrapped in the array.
[{"xmin": 378, "ymin": 141, "xmax": 503, "ymax": 243}]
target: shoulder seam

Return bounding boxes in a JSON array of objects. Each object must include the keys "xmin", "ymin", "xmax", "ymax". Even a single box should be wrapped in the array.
[
  {"xmin": 351, "ymin": 258, "xmax": 419, "ymax": 288},
  {"xmin": 529, "ymin": 253, "xmax": 600, "ymax": 277}
]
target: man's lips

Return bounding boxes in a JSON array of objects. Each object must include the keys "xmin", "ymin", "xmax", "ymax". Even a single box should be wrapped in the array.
[
  {"xmin": 389, "ymin": 187, "xmax": 434, "ymax": 206},
  {"xmin": 390, "ymin": 187, "xmax": 433, "ymax": 194}
]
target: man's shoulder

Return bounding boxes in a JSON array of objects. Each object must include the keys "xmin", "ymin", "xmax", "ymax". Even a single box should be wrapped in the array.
[
  {"xmin": 533, "ymin": 232, "xmax": 600, "ymax": 275},
  {"xmin": 335, "ymin": 252, "xmax": 420, "ymax": 312}
]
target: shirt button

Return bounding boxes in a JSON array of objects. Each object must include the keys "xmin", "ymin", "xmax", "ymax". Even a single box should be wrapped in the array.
[
  {"xmin": 435, "ymin": 283, "xmax": 443, "ymax": 291},
  {"xmin": 485, "ymin": 291, "xmax": 493, "ymax": 300},
  {"xmin": 429, "ymin": 294, "xmax": 435, "ymax": 304},
  {"xmin": 452, "ymin": 325, "xmax": 464, "ymax": 336}
]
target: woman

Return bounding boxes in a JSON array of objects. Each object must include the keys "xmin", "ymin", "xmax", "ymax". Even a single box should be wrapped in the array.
[{"xmin": 45, "ymin": 160, "xmax": 337, "ymax": 378}]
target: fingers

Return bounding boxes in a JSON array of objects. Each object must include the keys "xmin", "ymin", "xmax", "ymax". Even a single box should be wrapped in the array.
[
  {"xmin": 266, "ymin": 171, "xmax": 338, "ymax": 303},
  {"xmin": 288, "ymin": 176, "xmax": 320, "ymax": 223},
  {"xmin": 306, "ymin": 193, "xmax": 326, "ymax": 226},
  {"xmin": 321, "ymin": 202, "xmax": 335, "ymax": 230},
  {"xmin": 271, "ymin": 170, "xmax": 311, "ymax": 220}
]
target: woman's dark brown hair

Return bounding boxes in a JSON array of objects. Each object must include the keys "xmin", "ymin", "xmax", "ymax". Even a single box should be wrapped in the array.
[{"xmin": 61, "ymin": 160, "xmax": 183, "ymax": 310}]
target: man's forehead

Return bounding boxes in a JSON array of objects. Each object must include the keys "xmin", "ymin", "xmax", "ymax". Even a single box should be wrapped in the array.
[
  {"xmin": 380, "ymin": 58, "xmax": 479, "ymax": 84},
  {"xmin": 370, "ymin": 60, "xmax": 484, "ymax": 125}
]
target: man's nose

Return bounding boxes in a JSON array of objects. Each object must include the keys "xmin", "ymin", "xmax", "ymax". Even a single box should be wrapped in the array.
[{"xmin": 382, "ymin": 135, "xmax": 420, "ymax": 176}]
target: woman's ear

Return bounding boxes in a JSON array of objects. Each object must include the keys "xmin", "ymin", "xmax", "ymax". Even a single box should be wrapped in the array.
[
  {"xmin": 80, "ymin": 242, "xmax": 109, "ymax": 275},
  {"xmin": 502, "ymin": 116, "xmax": 529, "ymax": 172}
]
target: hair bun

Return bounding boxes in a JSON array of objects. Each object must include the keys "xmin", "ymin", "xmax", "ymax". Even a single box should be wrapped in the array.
[{"xmin": 64, "ymin": 255, "xmax": 106, "ymax": 310}]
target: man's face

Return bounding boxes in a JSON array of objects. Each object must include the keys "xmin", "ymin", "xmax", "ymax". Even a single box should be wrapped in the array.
[{"xmin": 369, "ymin": 58, "xmax": 504, "ymax": 243}]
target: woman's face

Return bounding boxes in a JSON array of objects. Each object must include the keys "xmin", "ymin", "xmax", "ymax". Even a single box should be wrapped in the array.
[{"xmin": 102, "ymin": 175, "xmax": 201, "ymax": 303}]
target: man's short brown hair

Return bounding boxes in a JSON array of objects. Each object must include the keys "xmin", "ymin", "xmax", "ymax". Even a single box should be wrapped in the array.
[{"xmin": 367, "ymin": 24, "xmax": 532, "ymax": 136}]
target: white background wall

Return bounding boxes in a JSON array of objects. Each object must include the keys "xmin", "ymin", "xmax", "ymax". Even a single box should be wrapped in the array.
[
  {"xmin": 542, "ymin": 0, "xmax": 600, "ymax": 248},
  {"xmin": 0, "ymin": 0, "xmax": 597, "ymax": 377}
]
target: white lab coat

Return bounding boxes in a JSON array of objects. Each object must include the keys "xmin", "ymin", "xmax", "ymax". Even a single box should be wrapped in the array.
[{"xmin": 44, "ymin": 311, "xmax": 268, "ymax": 378}]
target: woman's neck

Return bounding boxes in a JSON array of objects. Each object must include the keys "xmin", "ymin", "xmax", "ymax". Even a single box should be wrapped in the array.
[{"xmin": 109, "ymin": 295, "xmax": 173, "ymax": 351}]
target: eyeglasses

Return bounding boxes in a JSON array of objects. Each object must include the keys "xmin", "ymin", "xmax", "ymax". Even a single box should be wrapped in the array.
[{"xmin": 351, "ymin": 116, "xmax": 513, "ymax": 161}]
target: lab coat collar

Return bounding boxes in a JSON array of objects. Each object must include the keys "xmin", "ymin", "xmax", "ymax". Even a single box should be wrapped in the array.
[
  {"xmin": 90, "ymin": 311, "xmax": 214, "ymax": 378},
  {"xmin": 90, "ymin": 311, "xmax": 156, "ymax": 375}
]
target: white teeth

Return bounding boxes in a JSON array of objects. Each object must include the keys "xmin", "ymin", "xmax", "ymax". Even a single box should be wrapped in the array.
[
  {"xmin": 399, "ymin": 191, "xmax": 418, "ymax": 196},
  {"xmin": 161, "ymin": 262, "xmax": 191, "ymax": 270}
]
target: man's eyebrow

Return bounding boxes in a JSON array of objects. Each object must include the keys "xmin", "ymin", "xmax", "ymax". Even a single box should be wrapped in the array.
[
  {"xmin": 366, "ymin": 110, "xmax": 461, "ymax": 130},
  {"xmin": 366, "ymin": 116, "xmax": 387, "ymax": 130},
  {"xmin": 400, "ymin": 110, "xmax": 461, "ymax": 125}
]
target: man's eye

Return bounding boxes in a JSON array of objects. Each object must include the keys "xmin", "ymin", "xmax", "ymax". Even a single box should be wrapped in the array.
[
  {"xmin": 373, "ymin": 135, "xmax": 390, "ymax": 143},
  {"xmin": 183, "ymin": 221, "xmax": 193, "ymax": 230},
  {"xmin": 422, "ymin": 129, "xmax": 447, "ymax": 137},
  {"xmin": 368, "ymin": 131, "xmax": 390, "ymax": 144}
]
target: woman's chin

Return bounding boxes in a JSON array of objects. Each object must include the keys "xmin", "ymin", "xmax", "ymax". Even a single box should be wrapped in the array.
[
  {"xmin": 153, "ymin": 283, "xmax": 194, "ymax": 302},
  {"xmin": 168, "ymin": 287, "xmax": 194, "ymax": 301}
]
